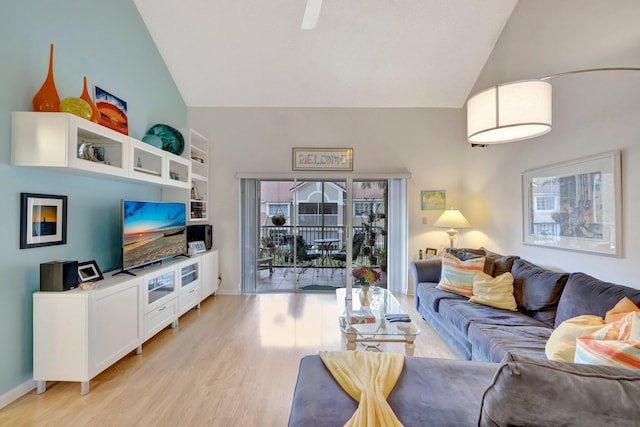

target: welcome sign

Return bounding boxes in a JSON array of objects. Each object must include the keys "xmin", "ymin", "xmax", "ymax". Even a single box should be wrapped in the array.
[{"xmin": 292, "ymin": 148, "xmax": 353, "ymax": 171}]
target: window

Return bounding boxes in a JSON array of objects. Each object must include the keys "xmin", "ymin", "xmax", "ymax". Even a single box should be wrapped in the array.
[
  {"xmin": 298, "ymin": 202, "xmax": 338, "ymax": 226},
  {"xmin": 267, "ymin": 203, "xmax": 290, "ymax": 217},
  {"xmin": 534, "ymin": 195, "xmax": 557, "ymax": 212},
  {"xmin": 354, "ymin": 201, "xmax": 369, "ymax": 216},
  {"xmin": 353, "ymin": 199, "xmax": 385, "ymax": 226}
]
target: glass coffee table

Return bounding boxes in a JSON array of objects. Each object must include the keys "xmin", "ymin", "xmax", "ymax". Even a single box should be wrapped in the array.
[{"xmin": 336, "ymin": 287, "xmax": 421, "ymax": 356}]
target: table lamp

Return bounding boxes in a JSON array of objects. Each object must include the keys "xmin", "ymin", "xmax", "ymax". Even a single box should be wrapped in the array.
[{"xmin": 433, "ymin": 209, "xmax": 471, "ymax": 248}]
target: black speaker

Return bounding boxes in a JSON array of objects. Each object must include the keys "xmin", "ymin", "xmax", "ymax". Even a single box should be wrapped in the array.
[
  {"xmin": 187, "ymin": 224, "xmax": 212, "ymax": 250},
  {"xmin": 40, "ymin": 261, "xmax": 79, "ymax": 292}
]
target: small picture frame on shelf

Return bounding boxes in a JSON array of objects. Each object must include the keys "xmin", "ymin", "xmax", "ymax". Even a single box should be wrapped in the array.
[
  {"xmin": 425, "ymin": 247, "xmax": 438, "ymax": 256},
  {"xmin": 77, "ymin": 260, "xmax": 104, "ymax": 283}
]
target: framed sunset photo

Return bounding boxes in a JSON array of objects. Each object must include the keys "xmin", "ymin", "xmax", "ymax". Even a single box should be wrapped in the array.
[{"xmin": 20, "ymin": 193, "xmax": 67, "ymax": 249}]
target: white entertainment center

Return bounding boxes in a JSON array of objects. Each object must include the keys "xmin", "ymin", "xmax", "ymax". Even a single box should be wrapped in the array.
[
  {"xmin": 11, "ymin": 111, "xmax": 218, "ymax": 395},
  {"xmin": 33, "ymin": 250, "xmax": 218, "ymax": 395}
]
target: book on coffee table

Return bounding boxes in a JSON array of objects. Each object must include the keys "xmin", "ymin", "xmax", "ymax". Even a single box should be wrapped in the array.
[{"xmin": 348, "ymin": 309, "xmax": 376, "ymax": 324}]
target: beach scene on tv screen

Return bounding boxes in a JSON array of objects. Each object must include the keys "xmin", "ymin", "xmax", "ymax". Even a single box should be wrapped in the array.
[{"xmin": 123, "ymin": 201, "xmax": 186, "ymax": 269}]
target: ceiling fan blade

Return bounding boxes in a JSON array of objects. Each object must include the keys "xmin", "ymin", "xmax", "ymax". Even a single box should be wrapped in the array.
[{"xmin": 301, "ymin": 0, "xmax": 323, "ymax": 29}]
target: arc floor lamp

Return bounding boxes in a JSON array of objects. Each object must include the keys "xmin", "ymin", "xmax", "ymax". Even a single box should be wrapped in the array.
[{"xmin": 466, "ymin": 67, "xmax": 640, "ymax": 145}]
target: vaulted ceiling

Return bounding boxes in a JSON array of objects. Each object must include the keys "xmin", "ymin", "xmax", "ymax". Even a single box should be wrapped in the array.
[{"xmin": 134, "ymin": 0, "xmax": 517, "ymax": 108}]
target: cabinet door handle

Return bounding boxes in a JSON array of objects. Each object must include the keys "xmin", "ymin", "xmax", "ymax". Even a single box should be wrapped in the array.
[
  {"xmin": 189, "ymin": 289, "xmax": 195, "ymax": 294},
  {"xmin": 158, "ymin": 306, "xmax": 166, "ymax": 312}
]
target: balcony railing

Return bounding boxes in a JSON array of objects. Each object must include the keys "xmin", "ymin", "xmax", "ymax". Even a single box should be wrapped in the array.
[{"xmin": 260, "ymin": 225, "xmax": 383, "ymax": 268}]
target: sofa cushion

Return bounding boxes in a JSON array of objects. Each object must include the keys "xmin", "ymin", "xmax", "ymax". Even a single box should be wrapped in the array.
[
  {"xmin": 439, "ymin": 299, "xmax": 548, "ymax": 344},
  {"xmin": 469, "ymin": 323, "xmax": 552, "ymax": 363},
  {"xmin": 478, "ymin": 353, "xmax": 640, "ymax": 427},
  {"xmin": 545, "ymin": 315, "xmax": 606, "ymax": 362},
  {"xmin": 511, "ymin": 259, "xmax": 569, "ymax": 327},
  {"xmin": 469, "ymin": 272, "xmax": 517, "ymax": 311},
  {"xmin": 575, "ymin": 312, "xmax": 640, "ymax": 369},
  {"xmin": 446, "ymin": 247, "xmax": 485, "ymax": 261},
  {"xmin": 479, "ymin": 247, "xmax": 519, "ymax": 277},
  {"xmin": 416, "ymin": 282, "xmax": 467, "ymax": 313},
  {"xmin": 555, "ymin": 272, "xmax": 640, "ymax": 327},
  {"xmin": 437, "ymin": 253, "xmax": 485, "ymax": 297}
]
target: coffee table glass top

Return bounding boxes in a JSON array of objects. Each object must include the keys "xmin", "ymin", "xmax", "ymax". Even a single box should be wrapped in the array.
[{"xmin": 336, "ymin": 287, "xmax": 421, "ymax": 337}]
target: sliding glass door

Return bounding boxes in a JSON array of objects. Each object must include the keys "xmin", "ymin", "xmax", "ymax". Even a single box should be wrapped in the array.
[{"xmin": 241, "ymin": 177, "xmax": 406, "ymax": 294}]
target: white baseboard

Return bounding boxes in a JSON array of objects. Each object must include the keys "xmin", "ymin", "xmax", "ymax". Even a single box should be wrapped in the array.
[{"xmin": 0, "ymin": 379, "xmax": 36, "ymax": 410}]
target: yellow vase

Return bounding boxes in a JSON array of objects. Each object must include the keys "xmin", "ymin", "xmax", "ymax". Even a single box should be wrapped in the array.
[
  {"xmin": 60, "ymin": 97, "xmax": 92, "ymax": 120},
  {"xmin": 32, "ymin": 44, "xmax": 61, "ymax": 112}
]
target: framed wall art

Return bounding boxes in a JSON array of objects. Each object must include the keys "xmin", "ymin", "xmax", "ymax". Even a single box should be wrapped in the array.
[
  {"xmin": 20, "ymin": 193, "xmax": 67, "ymax": 249},
  {"xmin": 522, "ymin": 150, "xmax": 621, "ymax": 257},
  {"xmin": 95, "ymin": 86, "xmax": 128, "ymax": 135},
  {"xmin": 421, "ymin": 190, "xmax": 446, "ymax": 210},
  {"xmin": 292, "ymin": 148, "xmax": 353, "ymax": 171}
]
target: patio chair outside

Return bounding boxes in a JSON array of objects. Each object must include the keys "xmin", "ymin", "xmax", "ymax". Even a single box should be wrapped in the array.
[
  {"xmin": 330, "ymin": 232, "xmax": 365, "ymax": 277},
  {"xmin": 284, "ymin": 235, "xmax": 321, "ymax": 281}
]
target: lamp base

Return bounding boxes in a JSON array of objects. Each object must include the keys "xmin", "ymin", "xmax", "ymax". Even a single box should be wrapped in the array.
[{"xmin": 445, "ymin": 229, "xmax": 458, "ymax": 249}]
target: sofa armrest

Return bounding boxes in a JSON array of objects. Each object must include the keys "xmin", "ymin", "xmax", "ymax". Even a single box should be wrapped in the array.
[{"xmin": 410, "ymin": 259, "xmax": 442, "ymax": 285}]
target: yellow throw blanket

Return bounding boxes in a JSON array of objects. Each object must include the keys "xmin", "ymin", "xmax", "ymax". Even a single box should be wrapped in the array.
[{"xmin": 319, "ymin": 350, "xmax": 405, "ymax": 427}]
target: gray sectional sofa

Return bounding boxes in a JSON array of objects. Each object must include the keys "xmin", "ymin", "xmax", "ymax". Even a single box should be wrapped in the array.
[
  {"xmin": 410, "ymin": 248, "xmax": 640, "ymax": 362},
  {"xmin": 288, "ymin": 248, "xmax": 640, "ymax": 426},
  {"xmin": 289, "ymin": 352, "xmax": 640, "ymax": 426}
]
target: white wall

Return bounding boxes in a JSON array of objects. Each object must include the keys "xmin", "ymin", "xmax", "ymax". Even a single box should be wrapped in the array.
[
  {"xmin": 462, "ymin": 0, "xmax": 640, "ymax": 286},
  {"xmin": 188, "ymin": 107, "xmax": 467, "ymax": 293}
]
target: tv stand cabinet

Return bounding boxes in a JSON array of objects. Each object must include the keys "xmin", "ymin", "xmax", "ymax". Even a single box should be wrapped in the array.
[
  {"xmin": 33, "ymin": 274, "xmax": 142, "ymax": 396},
  {"xmin": 33, "ymin": 250, "xmax": 218, "ymax": 395}
]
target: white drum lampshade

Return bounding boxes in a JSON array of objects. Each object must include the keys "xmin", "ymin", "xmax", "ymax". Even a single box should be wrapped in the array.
[{"xmin": 467, "ymin": 80, "xmax": 552, "ymax": 144}]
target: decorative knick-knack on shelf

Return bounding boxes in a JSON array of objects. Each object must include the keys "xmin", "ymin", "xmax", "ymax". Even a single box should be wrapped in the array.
[
  {"xmin": 60, "ymin": 97, "xmax": 92, "ymax": 120},
  {"xmin": 32, "ymin": 44, "xmax": 61, "ymax": 112},
  {"xmin": 79, "ymin": 76, "xmax": 100, "ymax": 123}
]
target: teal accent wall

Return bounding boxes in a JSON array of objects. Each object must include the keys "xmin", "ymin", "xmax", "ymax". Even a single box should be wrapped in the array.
[{"xmin": 0, "ymin": 1, "xmax": 187, "ymax": 395}]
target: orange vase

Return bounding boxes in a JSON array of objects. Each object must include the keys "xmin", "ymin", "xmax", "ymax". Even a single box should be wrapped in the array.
[
  {"xmin": 32, "ymin": 44, "xmax": 61, "ymax": 112},
  {"xmin": 80, "ymin": 76, "xmax": 100, "ymax": 122}
]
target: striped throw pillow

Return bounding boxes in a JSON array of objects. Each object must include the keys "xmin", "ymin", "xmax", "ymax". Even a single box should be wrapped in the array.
[
  {"xmin": 605, "ymin": 296, "xmax": 640, "ymax": 323},
  {"xmin": 437, "ymin": 252, "xmax": 485, "ymax": 297},
  {"xmin": 574, "ymin": 312, "xmax": 640, "ymax": 369},
  {"xmin": 545, "ymin": 315, "xmax": 605, "ymax": 362}
]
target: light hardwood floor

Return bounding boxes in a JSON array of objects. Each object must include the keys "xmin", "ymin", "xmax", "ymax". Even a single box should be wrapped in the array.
[{"xmin": 0, "ymin": 292, "xmax": 456, "ymax": 427}]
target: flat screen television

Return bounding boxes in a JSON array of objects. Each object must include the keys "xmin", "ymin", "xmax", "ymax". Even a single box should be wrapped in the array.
[{"xmin": 121, "ymin": 200, "xmax": 187, "ymax": 271}]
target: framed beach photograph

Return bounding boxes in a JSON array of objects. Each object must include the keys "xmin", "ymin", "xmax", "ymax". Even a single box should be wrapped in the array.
[
  {"xmin": 94, "ymin": 86, "xmax": 128, "ymax": 135},
  {"xmin": 522, "ymin": 150, "xmax": 621, "ymax": 257},
  {"xmin": 20, "ymin": 193, "xmax": 67, "ymax": 249},
  {"xmin": 292, "ymin": 148, "xmax": 353, "ymax": 171},
  {"xmin": 421, "ymin": 190, "xmax": 446, "ymax": 210},
  {"xmin": 77, "ymin": 260, "xmax": 104, "ymax": 283}
]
